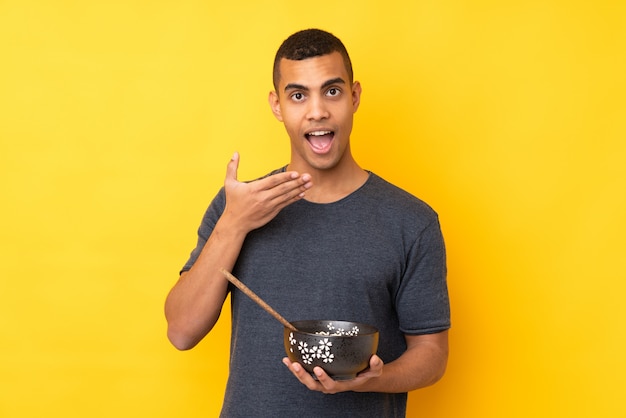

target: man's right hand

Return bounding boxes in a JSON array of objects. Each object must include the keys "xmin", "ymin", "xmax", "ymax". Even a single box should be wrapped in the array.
[{"xmin": 222, "ymin": 152, "xmax": 313, "ymax": 233}]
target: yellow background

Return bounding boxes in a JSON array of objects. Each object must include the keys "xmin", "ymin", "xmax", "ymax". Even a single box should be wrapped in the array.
[{"xmin": 1, "ymin": 1, "xmax": 625, "ymax": 417}]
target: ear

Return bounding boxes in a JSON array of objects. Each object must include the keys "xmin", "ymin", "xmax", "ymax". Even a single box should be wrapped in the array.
[
  {"xmin": 351, "ymin": 81, "xmax": 362, "ymax": 113},
  {"xmin": 268, "ymin": 90, "xmax": 283, "ymax": 122}
]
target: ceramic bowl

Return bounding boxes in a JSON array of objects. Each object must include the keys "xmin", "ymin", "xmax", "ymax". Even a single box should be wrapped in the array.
[{"xmin": 284, "ymin": 320, "xmax": 379, "ymax": 380}]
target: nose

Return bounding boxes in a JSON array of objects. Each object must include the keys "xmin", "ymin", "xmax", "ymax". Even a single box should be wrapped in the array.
[{"xmin": 305, "ymin": 95, "xmax": 329, "ymax": 121}]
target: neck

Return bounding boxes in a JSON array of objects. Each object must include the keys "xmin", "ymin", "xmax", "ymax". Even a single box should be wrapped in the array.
[{"xmin": 288, "ymin": 158, "xmax": 369, "ymax": 204}]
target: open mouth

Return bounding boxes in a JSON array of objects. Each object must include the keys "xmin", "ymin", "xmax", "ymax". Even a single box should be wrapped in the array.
[{"xmin": 305, "ymin": 130, "xmax": 335, "ymax": 153}]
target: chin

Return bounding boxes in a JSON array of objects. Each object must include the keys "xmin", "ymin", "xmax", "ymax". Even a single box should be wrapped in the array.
[{"xmin": 306, "ymin": 156, "xmax": 342, "ymax": 171}]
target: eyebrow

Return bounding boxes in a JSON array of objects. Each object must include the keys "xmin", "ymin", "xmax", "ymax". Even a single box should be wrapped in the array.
[{"xmin": 283, "ymin": 77, "xmax": 346, "ymax": 93}]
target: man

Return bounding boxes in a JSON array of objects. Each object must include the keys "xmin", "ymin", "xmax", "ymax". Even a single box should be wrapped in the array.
[{"xmin": 165, "ymin": 29, "xmax": 450, "ymax": 417}]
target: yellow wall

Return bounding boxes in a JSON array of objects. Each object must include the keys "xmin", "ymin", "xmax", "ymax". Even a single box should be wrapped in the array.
[{"xmin": 1, "ymin": 1, "xmax": 624, "ymax": 417}]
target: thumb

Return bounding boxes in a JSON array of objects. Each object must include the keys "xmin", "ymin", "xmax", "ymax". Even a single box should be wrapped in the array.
[{"xmin": 225, "ymin": 152, "xmax": 240, "ymax": 185}]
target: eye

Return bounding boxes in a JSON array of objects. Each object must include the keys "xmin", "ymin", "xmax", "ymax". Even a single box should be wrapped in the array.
[
  {"xmin": 291, "ymin": 92, "xmax": 305, "ymax": 102},
  {"xmin": 326, "ymin": 87, "xmax": 341, "ymax": 97}
]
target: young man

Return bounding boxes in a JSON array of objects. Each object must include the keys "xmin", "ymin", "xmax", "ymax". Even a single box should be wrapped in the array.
[{"xmin": 165, "ymin": 29, "xmax": 450, "ymax": 417}]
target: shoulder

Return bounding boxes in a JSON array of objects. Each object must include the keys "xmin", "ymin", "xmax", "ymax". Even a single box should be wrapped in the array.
[{"xmin": 364, "ymin": 173, "xmax": 439, "ymax": 221}]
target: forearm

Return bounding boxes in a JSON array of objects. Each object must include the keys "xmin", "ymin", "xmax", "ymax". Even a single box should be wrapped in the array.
[
  {"xmin": 356, "ymin": 331, "xmax": 449, "ymax": 393},
  {"xmin": 165, "ymin": 217, "xmax": 247, "ymax": 350}
]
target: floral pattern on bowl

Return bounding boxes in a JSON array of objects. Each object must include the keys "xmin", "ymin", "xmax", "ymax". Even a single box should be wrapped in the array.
[
  {"xmin": 283, "ymin": 320, "xmax": 379, "ymax": 380},
  {"xmin": 288, "ymin": 323, "xmax": 362, "ymax": 365}
]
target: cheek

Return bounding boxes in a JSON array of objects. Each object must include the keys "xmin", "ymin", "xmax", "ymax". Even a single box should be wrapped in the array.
[
  {"xmin": 282, "ymin": 114, "xmax": 300, "ymax": 132},
  {"xmin": 283, "ymin": 118, "xmax": 302, "ymax": 139},
  {"xmin": 337, "ymin": 109, "xmax": 353, "ymax": 129}
]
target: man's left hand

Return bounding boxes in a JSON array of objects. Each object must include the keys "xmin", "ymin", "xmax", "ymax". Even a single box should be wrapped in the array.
[{"xmin": 282, "ymin": 355, "xmax": 383, "ymax": 394}]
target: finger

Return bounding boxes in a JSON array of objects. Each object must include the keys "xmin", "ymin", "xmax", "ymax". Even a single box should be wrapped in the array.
[
  {"xmin": 265, "ymin": 173, "xmax": 313, "ymax": 202},
  {"xmin": 248, "ymin": 174, "xmax": 312, "ymax": 211},
  {"xmin": 283, "ymin": 359, "xmax": 323, "ymax": 390},
  {"xmin": 267, "ymin": 189, "xmax": 308, "ymax": 214},
  {"xmin": 355, "ymin": 355, "xmax": 383, "ymax": 379},
  {"xmin": 370, "ymin": 354, "xmax": 383, "ymax": 370},
  {"xmin": 225, "ymin": 152, "xmax": 240, "ymax": 185},
  {"xmin": 313, "ymin": 367, "xmax": 341, "ymax": 393},
  {"xmin": 256, "ymin": 171, "xmax": 302, "ymax": 191}
]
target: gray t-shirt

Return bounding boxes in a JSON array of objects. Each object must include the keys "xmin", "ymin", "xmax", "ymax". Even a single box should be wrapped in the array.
[{"xmin": 182, "ymin": 170, "xmax": 450, "ymax": 417}]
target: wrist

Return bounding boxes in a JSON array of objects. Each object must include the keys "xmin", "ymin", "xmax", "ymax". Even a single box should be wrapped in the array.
[{"xmin": 215, "ymin": 211, "xmax": 251, "ymax": 240}]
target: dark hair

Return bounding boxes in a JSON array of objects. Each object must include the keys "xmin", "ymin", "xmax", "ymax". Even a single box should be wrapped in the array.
[{"xmin": 272, "ymin": 28, "xmax": 353, "ymax": 91}]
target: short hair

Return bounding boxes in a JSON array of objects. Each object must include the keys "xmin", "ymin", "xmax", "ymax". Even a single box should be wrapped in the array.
[{"xmin": 272, "ymin": 28, "xmax": 354, "ymax": 91}]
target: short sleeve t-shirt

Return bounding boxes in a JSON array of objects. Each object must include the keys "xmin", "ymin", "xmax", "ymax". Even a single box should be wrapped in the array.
[{"xmin": 182, "ymin": 171, "xmax": 450, "ymax": 417}]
